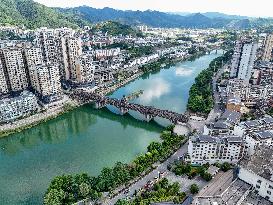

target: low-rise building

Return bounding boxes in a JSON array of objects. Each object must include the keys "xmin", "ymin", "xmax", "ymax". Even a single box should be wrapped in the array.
[
  {"xmin": 238, "ymin": 145, "xmax": 273, "ymax": 203},
  {"xmin": 0, "ymin": 91, "xmax": 39, "ymax": 123},
  {"xmin": 245, "ymin": 130, "xmax": 273, "ymax": 156},
  {"xmin": 234, "ymin": 117, "xmax": 273, "ymax": 136},
  {"xmin": 226, "ymin": 94, "xmax": 242, "ymax": 112},
  {"xmin": 204, "ymin": 110, "xmax": 241, "ymax": 136}
]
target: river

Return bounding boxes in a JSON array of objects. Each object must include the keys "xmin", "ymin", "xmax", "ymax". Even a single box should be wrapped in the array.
[{"xmin": 0, "ymin": 51, "xmax": 222, "ymax": 205}]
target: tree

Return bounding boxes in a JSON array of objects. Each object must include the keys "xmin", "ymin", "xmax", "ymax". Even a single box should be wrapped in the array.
[
  {"xmin": 115, "ymin": 199, "xmax": 130, "ymax": 205},
  {"xmin": 166, "ymin": 124, "xmax": 175, "ymax": 132},
  {"xmin": 147, "ymin": 142, "xmax": 162, "ymax": 153},
  {"xmin": 44, "ymin": 189, "xmax": 65, "ymax": 205},
  {"xmin": 201, "ymin": 172, "xmax": 212, "ymax": 181},
  {"xmin": 47, "ymin": 175, "xmax": 74, "ymax": 194},
  {"xmin": 221, "ymin": 162, "xmax": 231, "ymax": 172},
  {"xmin": 159, "ymin": 178, "xmax": 169, "ymax": 189},
  {"xmin": 190, "ymin": 184, "xmax": 199, "ymax": 194},
  {"xmin": 79, "ymin": 183, "xmax": 90, "ymax": 198}
]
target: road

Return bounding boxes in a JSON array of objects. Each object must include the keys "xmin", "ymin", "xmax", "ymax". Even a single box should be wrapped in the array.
[
  {"xmin": 206, "ymin": 64, "xmax": 228, "ymax": 123},
  {"xmin": 103, "ymin": 141, "xmax": 189, "ymax": 205}
]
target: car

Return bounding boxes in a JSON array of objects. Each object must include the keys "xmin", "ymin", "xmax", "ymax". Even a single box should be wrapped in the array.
[
  {"xmin": 147, "ymin": 180, "xmax": 153, "ymax": 185},
  {"xmin": 159, "ymin": 171, "xmax": 166, "ymax": 178}
]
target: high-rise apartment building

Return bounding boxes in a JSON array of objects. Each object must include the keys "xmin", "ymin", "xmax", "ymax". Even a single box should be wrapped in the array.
[
  {"xmin": 28, "ymin": 64, "xmax": 62, "ymax": 103},
  {"xmin": 0, "ymin": 59, "xmax": 8, "ymax": 95},
  {"xmin": 262, "ymin": 34, "xmax": 273, "ymax": 62},
  {"xmin": 34, "ymin": 28, "xmax": 60, "ymax": 66},
  {"xmin": 24, "ymin": 46, "xmax": 43, "ymax": 67},
  {"xmin": 230, "ymin": 41, "xmax": 243, "ymax": 78},
  {"xmin": 0, "ymin": 48, "xmax": 29, "ymax": 92},
  {"xmin": 34, "ymin": 28, "xmax": 83, "ymax": 84},
  {"xmin": 73, "ymin": 54, "xmax": 95, "ymax": 86},
  {"xmin": 66, "ymin": 37, "xmax": 83, "ymax": 81},
  {"xmin": 237, "ymin": 43, "xmax": 258, "ymax": 82}
]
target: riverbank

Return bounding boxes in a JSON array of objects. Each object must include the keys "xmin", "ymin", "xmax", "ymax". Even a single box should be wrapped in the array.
[
  {"xmin": 187, "ymin": 50, "xmax": 233, "ymax": 116},
  {"xmin": 140, "ymin": 51, "xmax": 206, "ymax": 73},
  {"xmin": 0, "ymin": 100, "xmax": 77, "ymax": 138},
  {"xmin": 44, "ymin": 127, "xmax": 188, "ymax": 205}
]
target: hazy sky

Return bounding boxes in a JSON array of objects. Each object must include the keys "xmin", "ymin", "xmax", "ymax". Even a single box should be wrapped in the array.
[{"xmin": 34, "ymin": 0, "xmax": 273, "ymax": 17}]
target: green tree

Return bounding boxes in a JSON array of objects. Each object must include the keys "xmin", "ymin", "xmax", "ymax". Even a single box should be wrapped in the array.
[
  {"xmin": 221, "ymin": 162, "xmax": 231, "ymax": 172},
  {"xmin": 44, "ymin": 189, "xmax": 65, "ymax": 205},
  {"xmin": 147, "ymin": 142, "xmax": 162, "ymax": 152},
  {"xmin": 201, "ymin": 172, "xmax": 212, "ymax": 181},
  {"xmin": 79, "ymin": 183, "xmax": 90, "ymax": 198},
  {"xmin": 190, "ymin": 184, "xmax": 199, "ymax": 194},
  {"xmin": 116, "ymin": 199, "xmax": 131, "ymax": 205}
]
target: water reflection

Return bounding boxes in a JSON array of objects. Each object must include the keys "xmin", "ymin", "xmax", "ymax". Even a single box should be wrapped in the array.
[
  {"xmin": 175, "ymin": 67, "xmax": 193, "ymax": 76},
  {"xmin": 139, "ymin": 78, "xmax": 171, "ymax": 104},
  {"xmin": 0, "ymin": 106, "xmax": 163, "ymax": 156}
]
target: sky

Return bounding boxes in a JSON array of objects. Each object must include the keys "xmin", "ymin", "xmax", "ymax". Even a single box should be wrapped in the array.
[{"xmin": 34, "ymin": 0, "xmax": 273, "ymax": 18}]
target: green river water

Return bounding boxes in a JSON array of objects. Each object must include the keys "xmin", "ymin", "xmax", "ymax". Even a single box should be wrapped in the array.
[{"xmin": 0, "ymin": 51, "xmax": 222, "ymax": 204}]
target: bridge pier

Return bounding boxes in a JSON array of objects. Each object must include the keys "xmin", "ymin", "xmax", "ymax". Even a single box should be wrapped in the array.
[
  {"xmin": 95, "ymin": 102, "xmax": 105, "ymax": 109},
  {"xmin": 144, "ymin": 114, "xmax": 154, "ymax": 122},
  {"xmin": 120, "ymin": 107, "xmax": 129, "ymax": 115},
  {"xmin": 75, "ymin": 92, "xmax": 189, "ymax": 125}
]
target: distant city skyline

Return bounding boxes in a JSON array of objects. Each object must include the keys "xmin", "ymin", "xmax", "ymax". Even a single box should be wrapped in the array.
[{"xmin": 34, "ymin": 0, "xmax": 273, "ymax": 18}]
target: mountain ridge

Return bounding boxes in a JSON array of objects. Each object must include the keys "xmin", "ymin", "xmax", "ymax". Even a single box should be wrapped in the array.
[
  {"xmin": 58, "ymin": 6, "xmax": 273, "ymax": 29},
  {"xmin": 0, "ymin": 0, "xmax": 90, "ymax": 29},
  {"xmin": 58, "ymin": 6, "xmax": 231, "ymax": 28},
  {"xmin": 0, "ymin": 0, "xmax": 273, "ymax": 30}
]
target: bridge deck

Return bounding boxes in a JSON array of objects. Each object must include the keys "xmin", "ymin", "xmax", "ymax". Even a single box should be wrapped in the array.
[{"xmin": 71, "ymin": 91, "xmax": 189, "ymax": 124}]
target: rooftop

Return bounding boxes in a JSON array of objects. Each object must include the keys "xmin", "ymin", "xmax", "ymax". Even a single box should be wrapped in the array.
[
  {"xmin": 213, "ymin": 121, "xmax": 230, "ymax": 129},
  {"xmin": 242, "ymin": 191, "xmax": 273, "ymax": 205},
  {"xmin": 240, "ymin": 145, "xmax": 273, "ymax": 182},
  {"xmin": 254, "ymin": 130, "xmax": 273, "ymax": 140},
  {"xmin": 224, "ymin": 136, "xmax": 243, "ymax": 143},
  {"xmin": 243, "ymin": 120, "xmax": 260, "ymax": 128},
  {"xmin": 195, "ymin": 135, "xmax": 218, "ymax": 143},
  {"xmin": 193, "ymin": 135, "xmax": 242, "ymax": 144},
  {"xmin": 227, "ymin": 93, "xmax": 241, "ymax": 104},
  {"xmin": 261, "ymin": 117, "xmax": 273, "ymax": 124},
  {"xmin": 194, "ymin": 178, "xmax": 251, "ymax": 205},
  {"xmin": 219, "ymin": 110, "xmax": 241, "ymax": 125}
]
